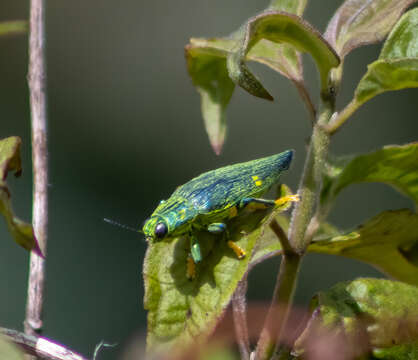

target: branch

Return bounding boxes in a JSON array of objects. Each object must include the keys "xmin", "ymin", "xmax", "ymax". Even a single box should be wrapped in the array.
[
  {"xmin": 269, "ymin": 219, "xmax": 292, "ymax": 255},
  {"xmin": 25, "ymin": 0, "xmax": 49, "ymax": 337},
  {"xmin": 232, "ymin": 277, "xmax": 250, "ymax": 360},
  {"xmin": 325, "ymin": 98, "xmax": 360, "ymax": 134},
  {"xmin": 292, "ymin": 79, "xmax": 316, "ymax": 126},
  {"xmin": 1, "ymin": 328, "xmax": 88, "ymax": 360},
  {"xmin": 288, "ymin": 107, "xmax": 331, "ymax": 254},
  {"xmin": 254, "ymin": 94, "xmax": 335, "ymax": 360}
]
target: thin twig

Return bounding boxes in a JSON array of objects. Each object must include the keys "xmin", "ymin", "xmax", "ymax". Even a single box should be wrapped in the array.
[
  {"xmin": 291, "ymin": 79, "xmax": 316, "ymax": 126},
  {"xmin": 253, "ymin": 252, "xmax": 301, "ymax": 360},
  {"xmin": 25, "ymin": 0, "xmax": 48, "ymax": 338},
  {"xmin": 232, "ymin": 277, "xmax": 250, "ymax": 360},
  {"xmin": 325, "ymin": 98, "xmax": 360, "ymax": 134},
  {"xmin": 252, "ymin": 217, "xmax": 301, "ymax": 360},
  {"xmin": 269, "ymin": 219, "xmax": 292, "ymax": 255},
  {"xmin": 1, "ymin": 327, "xmax": 88, "ymax": 360},
  {"xmin": 254, "ymin": 93, "xmax": 335, "ymax": 360}
]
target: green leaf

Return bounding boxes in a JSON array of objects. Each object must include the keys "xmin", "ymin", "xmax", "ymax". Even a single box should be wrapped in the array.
[
  {"xmin": 250, "ymin": 213, "xmax": 343, "ymax": 268},
  {"xmin": 267, "ymin": 0, "xmax": 307, "ymax": 14},
  {"xmin": 144, "ymin": 209, "xmax": 272, "ymax": 354},
  {"xmin": 0, "ymin": 21, "xmax": 27, "ymax": 37},
  {"xmin": 248, "ymin": 1, "xmax": 314, "ymax": 117},
  {"xmin": 250, "ymin": 0, "xmax": 308, "ymax": 94},
  {"xmin": 185, "ymin": 43, "xmax": 235, "ymax": 155},
  {"xmin": 309, "ymin": 210, "xmax": 418, "ymax": 286},
  {"xmin": 355, "ymin": 58, "xmax": 418, "ymax": 105},
  {"xmin": 249, "ymin": 214, "xmax": 287, "ymax": 268},
  {"xmin": 294, "ymin": 278, "xmax": 418, "ymax": 358},
  {"xmin": 143, "ymin": 184, "xmax": 297, "ymax": 353},
  {"xmin": 322, "ymin": 143, "xmax": 418, "ymax": 208},
  {"xmin": 227, "ymin": 12, "xmax": 340, "ymax": 97},
  {"xmin": 185, "ymin": 1, "xmax": 313, "ymax": 154},
  {"xmin": 188, "ymin": 36, "xmax": 316, "ymax": 124},
  {"xmin": 354, "ymin": 8, "xmax": 418, "ymax": 105},
  {"xmin": 249, "ymin": 209, "xmax": 418, "ymax": 286},
  {"xmin": 0, "ymin": 137, "xmax": 42, "ymax": 256},
  {"xmin": 324, "ymin": 0, "xmax": 417, "ymax": 58},
  {"xmin": 0, "ymin": 336, "xmax": 23, "ymax": 360}
]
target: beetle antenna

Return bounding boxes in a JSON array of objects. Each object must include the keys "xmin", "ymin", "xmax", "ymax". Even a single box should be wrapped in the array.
[{"xmin": 104, "ymin": 218, "xmax": 143, "ymax": 233}]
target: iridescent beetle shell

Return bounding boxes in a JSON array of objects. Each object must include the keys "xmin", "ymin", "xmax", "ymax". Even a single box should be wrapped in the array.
[{"xmin": 143, "ymin": 150, "xmax": 293, "ymax": 242}]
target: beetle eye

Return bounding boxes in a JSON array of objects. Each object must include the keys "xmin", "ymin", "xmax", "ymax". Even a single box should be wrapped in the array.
[{"xmin": 155, "ymin": 222, "xmax": 168, "ymax": 238}]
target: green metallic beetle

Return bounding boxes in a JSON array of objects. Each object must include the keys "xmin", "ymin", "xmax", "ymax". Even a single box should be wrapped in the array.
[{"xmin": 143, "ymin": 150, "xmax": 297, "ymax": 279}]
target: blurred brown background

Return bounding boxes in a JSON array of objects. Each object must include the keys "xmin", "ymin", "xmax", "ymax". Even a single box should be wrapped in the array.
[{"xmin": 0, "ymin": 1, "xmax": 416, "ymax": 359}]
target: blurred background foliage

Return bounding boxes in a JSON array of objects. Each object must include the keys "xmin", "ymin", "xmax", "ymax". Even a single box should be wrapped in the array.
[{"xmin": 0, "ymin": 1, "xmax": 416, "ymax": 359}]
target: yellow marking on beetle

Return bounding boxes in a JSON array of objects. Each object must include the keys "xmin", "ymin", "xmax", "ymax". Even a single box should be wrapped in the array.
[
  {"xmin": 229, "ymin": 206, "xmax": 238, "ymax": 218},
  {"xmin": 187, "ymin": 256, "xmax": 196, "ymax": 280},
  {"xmin": 228, "ymin": 241, "xmax": 246, "ymax": 259},
  {"xmin": 274, "ymin": 194, "xmax": 300, "ymax": 206},
  {"xmin": 179, "ymin": 209, "xmax": 186, "ymax": 220},
  {"xmin": 251, "ymin": 175, "xmax": 263, "ymax": 186}
]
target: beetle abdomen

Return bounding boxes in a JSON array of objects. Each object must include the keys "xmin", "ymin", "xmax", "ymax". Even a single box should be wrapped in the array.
[{"xmin": 175, "ymin": 150, "xmax": 293, "ymax": 212}]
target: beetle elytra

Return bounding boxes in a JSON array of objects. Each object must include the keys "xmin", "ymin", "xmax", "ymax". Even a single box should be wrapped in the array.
[{"xmin": 143, "ymin": 150, "xmax": 298, "ymax": 279}]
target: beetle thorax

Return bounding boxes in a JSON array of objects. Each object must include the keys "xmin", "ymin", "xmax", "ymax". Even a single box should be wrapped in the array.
[{"xmin": 143, "ymin": 212, "xmax": 185, "ymax": 241}]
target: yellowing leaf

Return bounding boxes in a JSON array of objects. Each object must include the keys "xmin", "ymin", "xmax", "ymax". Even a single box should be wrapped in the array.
[
  {"xmin": 0, "ymin": 21, "xmax": 27, "ymax": 37},
  {"xmin": 321, "ymin": 143, "xmax": 418, "ymax": 208},
  {"xmin": 0, "ymin": 137, "xmax": 42, "ymax": 256},
  {"xmin": 0, "ymin": 336, "xmax": 23, "ymax": 360},
  {"xmin": 309, "ymin": 210, "xmax": 418, "ymax": 286},
  {"xmin": 294, "ymin": 278, "xmax": 418, "ymax": 358}
]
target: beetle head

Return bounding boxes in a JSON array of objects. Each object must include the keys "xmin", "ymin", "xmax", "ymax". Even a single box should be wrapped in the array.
[{"xmin": 143, "ymin": 216, "xmax": 169, "ymax": 242}]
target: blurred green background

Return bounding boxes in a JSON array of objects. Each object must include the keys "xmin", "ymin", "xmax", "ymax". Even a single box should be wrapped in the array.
[{"xmin": 0, "ymin": 1, "xmax": 416, "ymax": 359}]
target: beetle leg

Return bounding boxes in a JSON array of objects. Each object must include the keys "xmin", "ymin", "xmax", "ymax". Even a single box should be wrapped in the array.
[
  {"xmin": 239, "ymin": 195, "xmax": 299, "ymax": 210},
  {"xmin": 186, "ymin": 255, "xmax": 196, "ymax": 280},
  {"xmin": 189, "ymin": 232, "xmax": 202, "ymax": 263},
  {"xmin": 216, "ymin": 226, "xmax": 246, "ymax": 259},
  {"xmin": 274, "ymin": 194, "xmax": 300, "ymax": 207},
  {"xmin": 207, "ymin": 222, "xmax": 227, "ymax": 234},
  {"xmin": 227, "ymin": 241, "xmax": 246, "ymax": 259},
  {"xmin": 239, "ymin": 197, "xmax": 276, "ymax": 210}
]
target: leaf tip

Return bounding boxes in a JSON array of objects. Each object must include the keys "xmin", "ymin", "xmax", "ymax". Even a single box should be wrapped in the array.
[{"xmin": 211, "ymin": 142, "xmax": 223, "ymax": 155}]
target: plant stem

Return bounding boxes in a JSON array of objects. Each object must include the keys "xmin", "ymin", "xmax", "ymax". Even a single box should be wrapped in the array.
[
  {"xmin": 326, "ymin": 98, "xmax": 360, "ymax": 135},
  {"xmin": 232, "ymin": 278, "xmax": 250, "ymax": 360},
  {"xmin": 292, "ymin": 79, "xmax": 316, "ymax": 126},
  {"xmin": 1, "ymin": 327, "xmax": 88, "ymax": 360},
  {"xmin": 254, "ymin": 94, "xmax": 334, "ymax": 360},
  {"xmin": 253, "ymin": 221, "xmax": 301, "ymax": 360},
  {"xmin": 269, "ymin": 219, "xmax": 292, "ymax": 254},
  {"xmin": 253, "ymin": 250, "xmax": 301, "ymax": 360},
  {"xmin": 289, "ymin": 106, "xmax": 331, "ymax": 254},
  {"xmin": 25, "ymin": 0, "xmax": 48, "ymax": 338}
]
